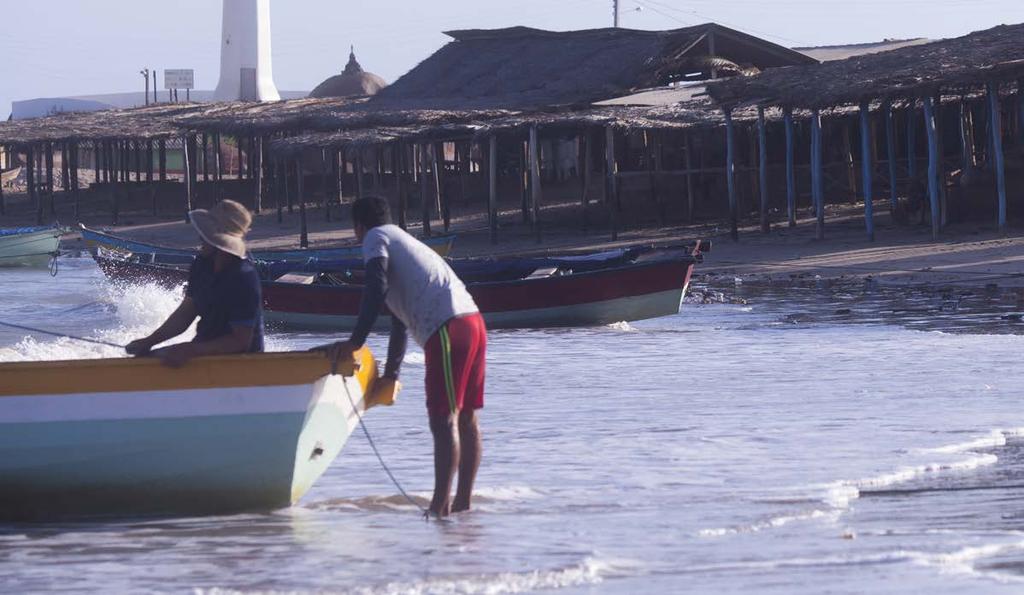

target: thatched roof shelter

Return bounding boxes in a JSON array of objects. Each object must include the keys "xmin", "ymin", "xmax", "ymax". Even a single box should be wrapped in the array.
[
  {"xmin": 372, "ymin": 23, "xmax": 816, "ymax": 110},
  {"xmin": 309, "ymin": 49, "xmax": 388, "ymax": 99},
  {"xmin": 0, "ymin": 103, "xmax": 208, "ymax": 146},
  {"xmin": 707, "ymin": 23, "xmax": 1024, "ymax": 109}
]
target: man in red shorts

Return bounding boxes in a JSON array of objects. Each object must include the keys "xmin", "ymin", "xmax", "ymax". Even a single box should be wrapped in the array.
[{"xmin": 319, "ymin": 196, "xmax": 486, "ymax": 518}]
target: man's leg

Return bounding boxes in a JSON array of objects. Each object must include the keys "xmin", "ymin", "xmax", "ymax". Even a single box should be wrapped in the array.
[
  {"xmin": 452, "ymin": 409, "xmax": 481, "ymax": 513},
  {"xmin": 429, "ymin": 413, "xmax": 459, "ymax": 517}
]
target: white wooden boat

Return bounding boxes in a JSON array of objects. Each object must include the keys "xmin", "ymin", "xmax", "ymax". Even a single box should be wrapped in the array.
[
  {"xmin": 0, "ymin": 226, "xmax": 63, "ymax": 268},
  {"xmin": 0, "ymin": 350, "xmax": 391, "ymax": 520}
]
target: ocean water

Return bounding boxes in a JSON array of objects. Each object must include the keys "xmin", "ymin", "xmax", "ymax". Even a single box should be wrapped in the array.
[{"xmin": 3, "ymin": 258, "xmax": 1024, "ymax": 593}]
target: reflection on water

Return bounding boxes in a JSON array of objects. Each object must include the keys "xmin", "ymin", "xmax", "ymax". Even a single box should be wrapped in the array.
[{"xmin": 3, "ymin": 258, "xmax": 1024, "ymax": 593}]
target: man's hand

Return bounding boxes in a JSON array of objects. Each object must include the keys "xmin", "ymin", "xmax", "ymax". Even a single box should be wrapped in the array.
[
  {"xmin": 311, "ymin": 341, "xmax": 357, "ymax": 375},
  {"xmin": 153, "ymin": 343, "xmax": 197, "ymax": 369},
  {"xmin": 126, "ymin": 337, "xmax": 156, "ymax": 357}
]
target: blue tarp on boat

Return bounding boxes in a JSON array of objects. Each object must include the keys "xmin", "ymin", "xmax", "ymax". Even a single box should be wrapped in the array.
[{"xmin": 0, "ymin": 227, "xmax": 53, "ymax": 238}]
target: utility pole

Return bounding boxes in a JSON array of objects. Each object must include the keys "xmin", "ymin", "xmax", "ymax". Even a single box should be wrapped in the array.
[
  {"xmin": 140, "ymin": 69, "xmax": 150, "ymax": 105},
  {"xmin": 613, "ymin": 0, "xmax": 619, "ymax": 27}
]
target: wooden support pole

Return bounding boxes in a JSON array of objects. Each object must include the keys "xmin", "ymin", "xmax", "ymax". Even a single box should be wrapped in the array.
[
  {"xmin": 684, "ymin": 133, "xmax": 695, "ymax": 223},
  {"xmin": 201, "ymin": 134, "xmax": 210, "ymax": 181},
  {"xmin": 356, "ymin": 151, "xmax": 366, "ymax": 199},
  {"xmin": 1018, "ymin": 78, "xmax": 1024, "ymax": 145},
  {"xmin": 183, "ymin": 136, "xmax": 195, "ymax": 223},
  {"xmin": 319, "ymin": 149, "xmax": 331, "ymax": 221},
  {"xmin": 0, "ymin": 150, "xmax": 5, "ymax": 216},
  {"xmin": 859, "ymin": 101, "xmax": 876, "ymax": 241},
  {"xmin": 757, "ymin": 106, "xmax": 769, "ymax": 233},
  {"xmin": 70, "ymin": 142, "xmax": 80, "ymax": 220},
  {"xmin": 296, "ymin": 158, "xmax": 308, "ymax": 249},
  {"xmin": 841, "ymin": 120, "xmax": 857, "ymax": 201},
  {"xmin": 133, "ymin": 140, "xmax": 142, "ymax": 182},
  {"xmin": 146, "ymin": 141, "xmax": 154, "ymax": 183},
  {"xmin": 394, "ymin": 144, "xmax": 407, "ymax": 230},
  {"xmin": 959, "ymin": 100, "xmax": 975, "ymax": 172},
  {"xmin": 784, "ymin": 107, "xmax": 796, "ymax": 227},
  {"xmin": 724, "ymin": 108, "xmax": 738, "ymax": 241},
  {"xmin": 275, "ymin": 160, "xmax": 284, "ymax": 223},
  {"xmin": 604, "ymin": 126, "xmax": 618, "ymax": 241},
  {"xmin": 884, "ymin": 101, "xmax": 898, "ymax": 215},
  {"xmin": 923, "ymin": 96, "xmax": 941, "ymax": 240},
  {"xmin": 419, "ymin": 143, "xmax": 432, "ymax": 238},
  {"xmin": 529, "ymin": 125, "xmax": 542, "ymax": 243},
  {"xmin": 45, "ymin": 143, "xmax": 55, "ymax": 216},
  {"xmin": 93, "ymin": 141, "xmax": 101, "ymax": 184},
  {"xmin": 811, "ymin": 109, "xmax": 825, "ymax": 240},
  {"xmin": 489, "ymin": 135, "xmax": 498, "ymax": 244},
  {"xmin": 988, "ymin": 82, "xmax": 1008, "ymax": 234},
  {"xmin": 60, "ymin": 143, "xmax": 70, "ymax": 195},
  {"xmin": 519, "ymin": 140, "xmax": 530, "ymax": 223},
  {"xmin": 906, "ymin": 105, "xmax": 917, "ymax": 195},
  {"xmin": 236, "ymin": 138, "xmax": 244, "ymax": 180},
  {"xmin": 254, "ymin": 137, "xmax": 264, "ymax": 214},
  {"xmin": 434, "ymin": 142, "xmax": 449, "ymax": 232},
  {"xmin": 26, "ymin": 147, "xmax": 38, "ymax": 224},
  {"xmin": 581, "ymin": 132, "xmax": 593, "ymax": 231},
  {"xmin": 158, "ymin": 140, "xmax": 167, "ymax": 181}
]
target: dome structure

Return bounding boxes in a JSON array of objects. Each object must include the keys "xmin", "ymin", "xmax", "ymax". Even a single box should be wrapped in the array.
[{"xmin": 309, "ymin": 48, "xmax": 388, "ymax": 99}]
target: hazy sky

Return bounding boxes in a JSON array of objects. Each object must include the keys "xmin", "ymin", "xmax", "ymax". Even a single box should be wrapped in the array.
[{"xmin": 2, "ymin": 0, "xmax": 1022, "ymax": 118}]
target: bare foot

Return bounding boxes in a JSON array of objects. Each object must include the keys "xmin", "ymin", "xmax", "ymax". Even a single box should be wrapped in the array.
[{"xmin": 451, "ymin": 498, "xmax": 471, "ymax": 513}]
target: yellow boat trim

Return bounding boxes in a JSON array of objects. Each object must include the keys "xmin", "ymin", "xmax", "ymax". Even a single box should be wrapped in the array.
[{"xmin": 0, "ymin": 350, "xmax": 377, "ymax": 398}]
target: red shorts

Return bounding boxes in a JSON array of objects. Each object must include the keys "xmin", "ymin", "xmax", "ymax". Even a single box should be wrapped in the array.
[{"xmin": 424, "ymin": 313, "xmax": 487, "ymax": 418}]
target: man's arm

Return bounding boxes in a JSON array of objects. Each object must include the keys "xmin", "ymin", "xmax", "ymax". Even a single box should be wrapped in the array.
[
  {"xmin": 126, "ymin": 298, "xmax": 198, "ymax": 355},
  {"xmin": 154, "ymin": 325, "xmax": 254, "ymax": 368},
  {"xmin": 384, "ymin": 315, "xmax": 407, "ymax": 380},
  {"xmin": 350, "ymin": 256, "xmax": 389, "ymax": 348}
]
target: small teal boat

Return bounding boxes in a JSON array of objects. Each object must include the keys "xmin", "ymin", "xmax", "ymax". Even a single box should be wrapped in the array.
[
  {"xmin": 0, "ymin": 349, "xmax": 395, "ymax": 520},
  {"xmin": 0, "ymin": 226, "xmax": 63, "ymax": 268}
]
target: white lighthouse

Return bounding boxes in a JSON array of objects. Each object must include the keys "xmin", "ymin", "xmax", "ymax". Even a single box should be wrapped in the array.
[{"xmin": 213, "ymin": 0, "xmax": 281, "ymax": 102}]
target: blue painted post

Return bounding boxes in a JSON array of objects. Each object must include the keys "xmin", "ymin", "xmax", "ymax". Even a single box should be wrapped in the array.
[
  {"xmin": 859, "ymin": 101, "xmax": 875, "ymax": 241},
  {"xmin": 757, "ymin": 106, "xmax": 769, "ymax": 233},
  {"xmin": 784, "ymin": 107, "xmax": 796, "ymax": 227},
  {"xmin": 884, "ymin": 101, "xmax": 898, "ymax": 215},
  {"xmin": 923, "ymin": 96, "xmax": 941, "ymax": 240},
  {"xmin": 811, "ymin": 109, "xmax": 824, "ymax": 240},
  {"xmin": 724, "ymin": 108, "xmax": 738, "ymax": 241},
  {"xmin": 988, "ymin": 82, "xmax": 1007, "ymax": 233}
]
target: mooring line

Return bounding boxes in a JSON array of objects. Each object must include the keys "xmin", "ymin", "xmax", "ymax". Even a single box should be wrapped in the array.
[
  {"xmin": 0, "ymin": 320, "xmax": 125, "ymax": 349},
  {"xmin": 338, "ymin": 374, "xmax": 430, "ymax": 518}
]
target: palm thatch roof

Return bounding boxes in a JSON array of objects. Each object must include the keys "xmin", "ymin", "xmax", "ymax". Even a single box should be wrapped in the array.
[
  {"xmin": 0, "ymin": 103, "xmax": 208, "ymax": 146},
  {"xmin": 372, "ymin": 23, "xmax": 816, "ymax": 110},
  {"xmin": 707, "ymin": 23, "xmax": 1024, "ymax": 109}
]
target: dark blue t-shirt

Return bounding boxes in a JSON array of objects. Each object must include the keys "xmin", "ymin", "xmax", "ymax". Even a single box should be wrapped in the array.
[{"xmin": 186, "ymin": 255, "xmax": 265, "ymax": 353}]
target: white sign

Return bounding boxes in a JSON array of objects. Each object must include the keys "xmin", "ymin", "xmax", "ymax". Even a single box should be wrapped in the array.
[{"xmin": 164, "ymin": 69, "xmax": 195, "ymax": 90}]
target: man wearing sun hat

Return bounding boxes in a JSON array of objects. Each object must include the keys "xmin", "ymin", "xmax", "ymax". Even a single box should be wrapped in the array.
[{"xmin": 127, "ymin": 200, "xmax": 265, "ymax": 367}]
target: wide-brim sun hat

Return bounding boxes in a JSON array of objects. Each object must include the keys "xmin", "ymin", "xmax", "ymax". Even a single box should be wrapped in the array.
[{"xmin": 189, "ymin": 200, "xmax": 252, "ymax": 259}]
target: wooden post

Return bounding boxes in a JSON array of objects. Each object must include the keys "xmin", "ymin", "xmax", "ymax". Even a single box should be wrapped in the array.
[
  {"xmin": 988, "ymin": 82, "xmax": 1008, "ymax": 234},
  {"xmin": 489, "ymin": 135, "xmax": 498, "ymax": 244},
  {"xmin": 60, "ymin": 143, "xmax": 70, "ymax": 195},
  {"xmin": 724, "ymin": 108, "xmax": 738, "ymax": 241},
  {"xmin": 529, "ymin": 125, "xmax": 542, "ymax": 243},
  {"xmin": 254, "ymin": 137, "xmax": 264, "ymax": 214},
  {"xmin": 519, "ymin": 140, "xmax": 530, "ymax": 223},
  {"xmin": 26, "ymin": 147, "xmax": 38, "ymax": 224},
  {"xmin": 934, "ymin": 93, "xmax": 948, "ymax": 227},
  {"xmin": 201, "ymin": 134, "xmax": 210, "ymax": 181},
  {"xmin": 236, "ymin": 138, "xmax": 244, "ymax": 180},
  {"xmin": 684, "ymin": 133, "xmax": 695, "ymax": 223},
  {"xmin": 70, "ymin": 142, "xmax": 80, "ymax": 220},
  {"xmin": 604, "ymin": 126, "xmax": 618, "ymax": 241},
  {"xmin": 811, "ymin": 109, "xmax": 825, "ymax": 240},
  {"xmin": 841, "ymin": 120, "xmax": 857, "ymax": 201},
  {"xmin": 356, "ymin": 151, "xmax": 366, "ymax": 199},
  {"xmin": 419, "ymin": 143, "xmax": 432, "ymax": 238},
  {"xmin": 394, "ymin": 144, "xmax": 407, "ymax": 230},
  {"xmin": 1019, "ymin": 78, "xmax": 1024, "ymax": 145},
  {"xmin": 45, "ymin": 143, "xmax": 55, "ymax": 216},
  {"xmin": 275, "ymin": 160, "xmax": 284, "ymax": 223},
  {"xmin": 158, "ymin": 140, "xmax": 167, "ymax": 181},
  {"xmin": 183, "ymin": 136, "xmax": 195, "ymax": 223},
  {"xmin": 757, "ymin": 106, "xmax": 769, "ymax": 233},
  {"xmin": 923, "ymin": 96, "xmax": 941, "ymax": 240},
  {"xmin": 297, "ymin": 158, "xmax": 308, "ymax": 249},
  {"xmin": 784, "ymin": 107, "xmax": 796, "ymax": 227},
  {"xmin": 0, "ymin": 150, "xmax": 5, "ymax": 216},
  {"xmin": 859, "ymin": 101, "xmax": 875, "ymax": 241},
  {"xmin": 433, "ymin": 142, "xmax": 449, "ymax": 232},
  {"xmin": 93, "ymin": 141, "xmax": 101, "ymax": 184},
  {"xmin": 884, "ymin": 101, "xmax": 898, "ymax": 215},
  {"xmin": 906, "ymin": 105, "xmax": 917, "ymax": 197},
  {"xmin": 133, "ymin": 140, "xmax": 142, "ymax": 182},
  {"xmin": 319, "ymin": 149, "xmax": 330, "ymax": 221},
  {"xmin": 146, "ymin": 140, "xmax": 154, "ymax": 183},
  {"xmin": 581, "ymin": 132, "xmax": 593, "ymax": 231}
]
